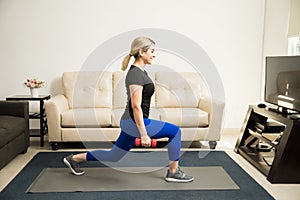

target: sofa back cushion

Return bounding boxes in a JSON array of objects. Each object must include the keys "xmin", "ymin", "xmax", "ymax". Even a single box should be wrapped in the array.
[
  {"xmin": 155, "ymin": 72, "xmax": 203, "ymax": 108},
  {"xmin": 63, "ymin": 71, "xmax": 112, "ymax": 109},
  {"xmin": 113, "ymin": 71, "xmax": 127, "ymax": 108}
]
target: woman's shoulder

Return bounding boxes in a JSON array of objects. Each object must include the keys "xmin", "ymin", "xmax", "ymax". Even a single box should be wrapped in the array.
[
  {"xmin": 127, "ymin": 66, "xmax": 145, "ymax": 77},
  {"xmin": 125, "ymin": 66, "xmax": 145, "ymax": 85}
]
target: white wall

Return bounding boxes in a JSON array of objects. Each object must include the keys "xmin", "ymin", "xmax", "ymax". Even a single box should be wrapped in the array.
[
  {"xmin": 260, "ymin": 0, "xmax": 290, "ymax": 106},
  {"xmin": 0, "ymin": 0, "xmax": 270, "ymax": 128}
]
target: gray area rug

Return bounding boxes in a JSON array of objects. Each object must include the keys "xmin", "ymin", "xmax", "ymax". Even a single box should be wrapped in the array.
[{"xmin": 27, "ymin": 166, "xmax": 239, "ymax": 193}]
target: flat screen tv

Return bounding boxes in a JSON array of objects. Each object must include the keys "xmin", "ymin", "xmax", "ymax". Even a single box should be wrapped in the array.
[{"xmin": 265, "ymin": 55, "xmax": 300, "ymax": 114}]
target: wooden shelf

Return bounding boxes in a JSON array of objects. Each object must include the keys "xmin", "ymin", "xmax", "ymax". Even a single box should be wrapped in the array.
[
  {"xmin": 247, "ymin": 129, "xmax": 279, "ymax": 149},
  {"xmin": 238, "ymin": 146, "xmax": 273, "ymax": 176},
  {"xmin": 29, "ymin": 112, "xmax": 46, "ymax": 119}
]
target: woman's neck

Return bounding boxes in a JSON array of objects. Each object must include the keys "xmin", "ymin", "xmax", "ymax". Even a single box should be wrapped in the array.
[{"xmin": 133, "ymin": 61, "xmax": 145, "ymax": 71}]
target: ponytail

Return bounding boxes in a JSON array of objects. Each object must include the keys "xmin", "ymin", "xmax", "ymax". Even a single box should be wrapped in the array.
[
  {"xmin": 121, "ymin": 37, "xmax": 155, "ymax": 71},
  {"xmin": 121, "ymin": 54, "xmax": 131, "ymax": 71}
]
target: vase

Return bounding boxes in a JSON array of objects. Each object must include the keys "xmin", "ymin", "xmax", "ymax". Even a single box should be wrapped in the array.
[{"xmin": 30, "ymin": 88, "xmax": 39, "ymax": 98}]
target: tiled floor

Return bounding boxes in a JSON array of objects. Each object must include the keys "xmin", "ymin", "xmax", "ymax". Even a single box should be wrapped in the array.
[{"xmin": 0, "ymin": 129, "xmax": 300, "ymax": 199}]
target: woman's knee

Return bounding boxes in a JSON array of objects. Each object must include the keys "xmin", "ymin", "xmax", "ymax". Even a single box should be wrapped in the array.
[
  {"xmin": 169, "ymin": 123, "xmax": 181, "ymax": 136},
  {"xmin": 164, "ymin": 122, "xmax": 181, "ymax": 141},
  {"xmin": 175, "ymin": 126, "xmax": 181, "ymax": 140}
]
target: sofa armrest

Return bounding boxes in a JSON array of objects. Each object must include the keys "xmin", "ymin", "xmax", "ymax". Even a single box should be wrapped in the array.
[
  {"xmin": 198, "ymin": 95, "xmax": 212, "ymax": 119},
  {"xmin": 45, "ymin": 94, "xmax": 69, "ymax": 142},
  {"xmin": 0, "ymin": 101, "xmax": 29, "ymax": 119},
  {"xmin": 199, "ymin": 95, "xmax": 225, "ymax": 140},
  {"xmin": 0, "ymin": 101, "xmax": 29, "ymax": 148}
]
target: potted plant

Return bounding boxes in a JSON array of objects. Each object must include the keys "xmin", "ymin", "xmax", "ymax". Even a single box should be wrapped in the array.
[{"xmin": 24, "ymin": 78, "xmax": 45, "ymax": 97}]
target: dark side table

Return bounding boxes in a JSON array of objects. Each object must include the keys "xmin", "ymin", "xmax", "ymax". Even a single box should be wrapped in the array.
[{"xmin": 6, "ymin": 95, "xmax": 51, "ymax": 147}]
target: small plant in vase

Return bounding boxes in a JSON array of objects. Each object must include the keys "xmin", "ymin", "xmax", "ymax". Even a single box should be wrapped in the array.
[{"xmin": 24, "ymin": 78, "xmax": 45, "ymax": 97}]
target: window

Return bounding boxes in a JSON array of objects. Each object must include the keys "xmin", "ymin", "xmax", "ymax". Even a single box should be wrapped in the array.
[{"xmin": 288, "ymin": 36, "xmax": 300, "ymax": 55}]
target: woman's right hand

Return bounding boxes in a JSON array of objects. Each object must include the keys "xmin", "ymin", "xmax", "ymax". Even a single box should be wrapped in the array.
[{"xmin": 141, "ymin": 136, "xmax": 151, "ymax": 147}]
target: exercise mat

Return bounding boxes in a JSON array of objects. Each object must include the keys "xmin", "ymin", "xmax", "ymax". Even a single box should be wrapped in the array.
[{"xmin": 26, "ymin": 166, "xmax": 239, "ymax": 193}]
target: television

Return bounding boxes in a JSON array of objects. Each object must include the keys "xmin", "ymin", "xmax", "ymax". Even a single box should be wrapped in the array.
[{"xmin": 265, "ymin": 55, "xmax": 300, "ymax": 114}]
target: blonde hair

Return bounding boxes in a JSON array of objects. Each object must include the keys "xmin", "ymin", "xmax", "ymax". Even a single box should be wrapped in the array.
[{"xmin": 121, "ymin": 37, "xmax": 155, "ymax": 71}]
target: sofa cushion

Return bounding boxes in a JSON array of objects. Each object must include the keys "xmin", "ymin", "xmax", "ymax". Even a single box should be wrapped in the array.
[
  {"xmin": 0, "ymin": 116, "xmax": 26, "ymax": 147},
  {"xmin": 61, "ymin": 108, "xmax": 111, "ymax": 128},
  {"xmin": 63, "ymin": 71, "xmax": 112, "ymax": 109},
  {"xmin": 111, "ymin": 108, "xmax": 161, "ymax": 127},
  {"xmin": 158, "ymin": 108, "xmax": 208, "ymax": 127},
  {"xmin": 155, "ymin": 72, "xmax": 203, "ymax": 108},
  {"xmin": 111, "ymin": 107, "xmax": 207, "ymax": 128}
]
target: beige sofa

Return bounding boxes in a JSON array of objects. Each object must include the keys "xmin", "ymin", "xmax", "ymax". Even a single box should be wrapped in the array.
[{"xmin": 45, "ymin": 71, "xmax": 224, "ymax": 150}]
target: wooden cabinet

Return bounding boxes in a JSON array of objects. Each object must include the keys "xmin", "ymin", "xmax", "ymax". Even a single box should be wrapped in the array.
[{"xmin": 234, "ymin": 105, "xmax": 300, "ymax": 183}]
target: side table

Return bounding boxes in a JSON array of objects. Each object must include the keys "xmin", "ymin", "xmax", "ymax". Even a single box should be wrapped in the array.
[{"xmin": 6, "ymin": 95, "xmax": 51, "ymax": 147}]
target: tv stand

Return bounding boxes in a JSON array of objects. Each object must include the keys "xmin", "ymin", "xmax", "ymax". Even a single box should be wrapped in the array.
[{"xmin": 234, "ymin": 105, "xmax": 300, "ymax": 183}]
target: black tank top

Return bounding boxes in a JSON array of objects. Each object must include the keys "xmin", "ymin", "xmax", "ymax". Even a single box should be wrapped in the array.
[{"xmin": 121, "ymin": 65, "xmax": 154, "ymax": 119}]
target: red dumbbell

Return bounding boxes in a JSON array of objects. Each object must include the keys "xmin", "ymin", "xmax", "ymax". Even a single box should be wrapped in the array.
[{"xmin": 135, "ymin": 138, "xmax": 157, "ymax": 147}]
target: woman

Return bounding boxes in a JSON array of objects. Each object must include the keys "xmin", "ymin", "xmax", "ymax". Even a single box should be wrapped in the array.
[{"xmin": 64, "ymin": 37, "xmax": 194, "ymax": 183}]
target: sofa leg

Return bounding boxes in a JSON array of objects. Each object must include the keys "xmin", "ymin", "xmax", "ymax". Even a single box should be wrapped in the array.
[
  {"xmin": 209, "ymin": 141, "xmax": 217, "ymax": 149},
  {"xmin": 51, "ymin": 142, "xmax": 60, "ymax": 150}
]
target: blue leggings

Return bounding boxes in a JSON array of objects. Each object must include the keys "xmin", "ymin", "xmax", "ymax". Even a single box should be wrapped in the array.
[{"xmin": 86, "ymin": 118, "xmax": 181, "ymax": 162}]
